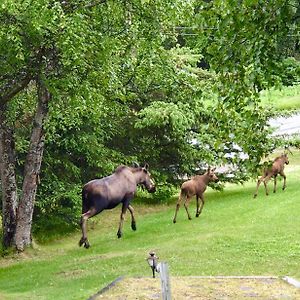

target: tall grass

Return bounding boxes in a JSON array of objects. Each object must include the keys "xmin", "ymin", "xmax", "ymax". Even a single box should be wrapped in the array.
[{"xmin": 0, "ymin": 150, "xmax": 299, "ymax": 300}]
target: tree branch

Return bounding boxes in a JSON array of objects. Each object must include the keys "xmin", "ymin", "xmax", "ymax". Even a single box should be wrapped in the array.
[{"xmin": 0, "ymin": 74, "xmax": 32, "ymax": 107}]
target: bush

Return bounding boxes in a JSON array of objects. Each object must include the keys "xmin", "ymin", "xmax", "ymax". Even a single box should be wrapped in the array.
[
  {"xmin": 33, "ymin": 183, "xmax": 82, "ymax": 243},
  {"xmin": 151, "ymin": 183, "xmax": 177, "ymax": 204},
  {"xmin": 136, "ymin": 182, "xmax": 177, "ymax": 205},
  {"xmin": 279, "ymin": 57, "xmax": 300, "ymax": 86}
]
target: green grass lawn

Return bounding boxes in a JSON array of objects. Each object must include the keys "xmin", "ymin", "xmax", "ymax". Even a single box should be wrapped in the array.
[
  {"xmin": 0, "ymin": 150, "xmax": 300, "ymax": 300},
  {"xmin": 260, "ymin": 84, "xmax": 300, "ymax": 110}
]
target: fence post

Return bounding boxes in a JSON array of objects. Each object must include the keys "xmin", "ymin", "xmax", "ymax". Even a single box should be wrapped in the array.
[{"xmin": 159, "ymin": 262, "xmax": 171, "ymax": 300}]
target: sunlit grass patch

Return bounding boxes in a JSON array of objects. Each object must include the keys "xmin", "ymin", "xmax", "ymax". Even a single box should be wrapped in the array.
[{"xmin": 260, "ymin": 85, "xmax": 300, "ymax": 111}]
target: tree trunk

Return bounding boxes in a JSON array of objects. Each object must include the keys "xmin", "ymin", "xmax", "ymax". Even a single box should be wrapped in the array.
[
  {"xmin": 0, "ymin": 106, "xmax": 18, "ymax": 248},
  {"xmin": 15, "ymin": 79, "xmax": 51, "ymax": 251}
]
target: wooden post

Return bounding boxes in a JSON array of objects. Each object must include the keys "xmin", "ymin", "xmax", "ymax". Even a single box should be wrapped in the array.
[{"xmin": 159, "ymin": 262, "xmax": 171, "ymax": 300}]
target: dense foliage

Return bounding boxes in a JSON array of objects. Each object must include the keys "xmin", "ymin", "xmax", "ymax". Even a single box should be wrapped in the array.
[{"xmin": 1, "ymin": 0, "xmax": 300, "ymax": 243}]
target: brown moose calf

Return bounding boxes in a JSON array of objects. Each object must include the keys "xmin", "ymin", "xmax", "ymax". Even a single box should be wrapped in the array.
[
  {"xmin": 173, "ymin": 167, "xmax": 219, "ymax": 223},
  {"xmin": 253, "ymin": 153, "xmax": 289, "ymax": 198}
]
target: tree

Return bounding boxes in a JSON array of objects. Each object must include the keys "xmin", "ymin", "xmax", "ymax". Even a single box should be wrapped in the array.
[{"xmin": 0, "ymin": 0, "xmax": 58, "ymax": 249}]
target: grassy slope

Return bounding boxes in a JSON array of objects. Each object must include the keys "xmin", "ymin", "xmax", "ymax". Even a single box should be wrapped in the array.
[{"xmin": 0, "ymin": 150, "xmax": 299, "ymax": 300}]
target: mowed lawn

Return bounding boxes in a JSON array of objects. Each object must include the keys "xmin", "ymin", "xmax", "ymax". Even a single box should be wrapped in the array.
[
  {"xmin": 0, "ymin": 150, "xmax": 300, "ymax": 300},
  {"xmin": 260, "ymin": 84, "xmax": 300, "ymax": 110}
]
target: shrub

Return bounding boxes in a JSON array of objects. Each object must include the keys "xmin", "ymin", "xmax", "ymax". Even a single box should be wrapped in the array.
[
  {"xmin": 279, "ymin": 57, "xmax": 300, "ymax": 86},
  {"xmin": 151, "ymin": 183, "xmax": 177, "ymax": 204},
  {"xmin": 33, "ymin": 183, "xmax": 82, "ymax": 243}
]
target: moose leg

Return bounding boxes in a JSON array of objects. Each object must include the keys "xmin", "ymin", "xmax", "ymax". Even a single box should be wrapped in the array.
[
  {"xmin": 280, "ymin": 171, "xmax": 287, "ymax": 190},
  {"xmin": 196, "ymin": 195, "xmax": 200, "ymax": 217},
  {"xmin": 173, "ymin": 193, "xmax": 183, "ymax": 223},
  {"xmin": 79, "ymin": 207, "xmax": 97, "ymax": 249},
  {"xmin": 117, "ymin": 203, "xmax": 128, "ymax": 238},
  {"xmin": 253, "ymin": 177, "xmax": 264, "ymax": 198},
  {"xmin": 196, "ymin": 195, "xmax": 205, "ymax": 217},
  {"xmin": 184, "ymin": 196, "xmax": 192, "ymax": 220},
  {"xmin": 263, "ymin": 175, "xmax": 272, "ymax": 196},
  {"xmin": 128, "ymin": 205, "xmax": 136, "ymax": 231},
  {"xmin": 273, "ymin": 174, "xmax": 277, "ymax": 193}
]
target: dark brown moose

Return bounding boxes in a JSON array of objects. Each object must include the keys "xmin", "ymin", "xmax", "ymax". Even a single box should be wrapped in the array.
[
  {"xmin": 253, "ymin": 153, "xmax": 289, "ymax": 198},
  {"xmin": 79, "ymin": 163, "xmax": 155, "ymax": 248},
  {"xmin": 173, "ymin": 167, "xmax": 219, "ymax": 223}
]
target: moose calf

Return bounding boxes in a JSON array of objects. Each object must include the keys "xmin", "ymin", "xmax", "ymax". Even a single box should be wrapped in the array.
[{"xmin": 173, "ymin": 167, "xmax": 219, "ymax": 223}]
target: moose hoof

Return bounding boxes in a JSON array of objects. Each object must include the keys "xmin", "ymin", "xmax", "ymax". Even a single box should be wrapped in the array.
[
  {"xmin": 253, "ymin": 194, "xmax": 257, "ymax": 198},
  {"xmin": 173, "ymin": 219, "xmax": 176, "ymax": 224},
  {"xmin": 188, "ymin": 217, "xmax": 192, "ymax": 220},
  {"xmin": 117, "ymin": 232, "xmax": 122, "ymax": 239},
  {"xmin": 84, "ymin": 241, "xmax": 90, "ymax": 249},
  {"xmin": 79, "ymin": 238, "xmax": 86, "ymax": 247},
  {"xmin": 131, "ymin": 223, "xmax": 137, "ymax": 231},
  {"xmin": 196, "ymin": 214, "xmax": 200, "ymax": 218}
]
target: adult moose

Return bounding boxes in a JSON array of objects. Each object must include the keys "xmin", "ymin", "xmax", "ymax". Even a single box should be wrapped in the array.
[
  {"xmin": 79, "ymin": 163, "xmax": 155, "ymax": 248},
  {"xmin": 173, "ymin": 167, "xmax": 219, "ymax": 223},
  {"xmin": 253, "ymin": 153, "xmax": 289, "ymax": 198}
]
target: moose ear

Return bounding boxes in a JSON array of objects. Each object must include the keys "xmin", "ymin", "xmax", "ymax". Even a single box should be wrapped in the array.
[
  {"xmin": 143, "ymin": 163, "xmax": 149, "ymax": 170},
  {"xmin": 132, "ymin": 161, "xmax": 139, "ymax": 168},
  {"xmin": 284, "ymin": 146, "xmax": 293, "ymax": 156},
  {"xmin": 207, "ymin": 166, "xmax": 211, "ymax": 172}
]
